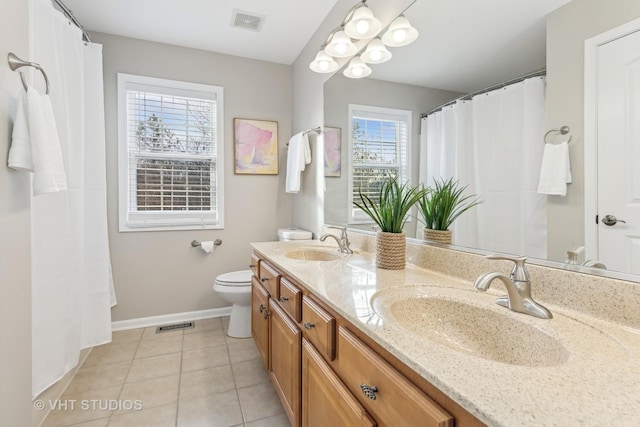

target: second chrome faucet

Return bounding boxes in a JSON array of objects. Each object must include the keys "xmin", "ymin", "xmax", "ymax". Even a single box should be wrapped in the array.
[{"xmin": 473, "ymin": 254, "xmax": 552, "ymax": 319}]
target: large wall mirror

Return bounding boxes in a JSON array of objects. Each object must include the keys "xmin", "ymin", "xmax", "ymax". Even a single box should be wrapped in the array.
[{"xmin": 323, "ymin": 0, "xmax": 640, "ymax": 281}]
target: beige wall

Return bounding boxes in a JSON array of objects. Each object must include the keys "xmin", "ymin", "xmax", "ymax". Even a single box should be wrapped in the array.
[
  {"xmin": 546, "ymin": 0, "xmax": 640, "ymax": 261},
  {"xmin": 0, "ymin": 0, "xmax": 32, "ymax": 424},
  {"xmin": 323, "ymin": 75, "xmax": 461, "ymax": 236},
  {"xmin": 291, "ymin": 0, "xmax": 415, "ymax": 237},
  {"xmin": 93, "ymin": 32, "xmax": 294, "ymax": 321}
]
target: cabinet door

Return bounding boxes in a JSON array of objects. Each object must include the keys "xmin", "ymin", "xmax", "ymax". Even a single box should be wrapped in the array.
[
  {"xmin": 270, "ymin": 301, "xmax": 301, "ymax": 427},
  {"xmin": 251, "ymin": 278, "xmax": 270, "ymax": 369},
  {"xmin": 302, "ymin": 339, "xmax": 376, "ymax": 427}
]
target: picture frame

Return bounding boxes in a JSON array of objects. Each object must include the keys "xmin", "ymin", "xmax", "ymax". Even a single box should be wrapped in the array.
[
  {"xmin": 324, "ymin": 126, "xmax": 341, "ymax": 177},
  {"xmin": 234, "ymin": 118, "xmax": 279, "ymax": 175}
]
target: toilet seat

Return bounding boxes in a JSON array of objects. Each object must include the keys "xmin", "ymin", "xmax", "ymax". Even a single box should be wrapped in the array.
[{"xmin": 214, "ymin": 270, "xmax": 252, "ymax": 287}]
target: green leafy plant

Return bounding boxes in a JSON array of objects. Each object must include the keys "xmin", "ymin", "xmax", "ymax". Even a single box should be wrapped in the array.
[
  {"xmin": 353, "ymin": 177, "xmax": 427, "ymax": 233},
  {"xmin": 418, "ymin": 178, "xmax": 481, "ymax": 231}
]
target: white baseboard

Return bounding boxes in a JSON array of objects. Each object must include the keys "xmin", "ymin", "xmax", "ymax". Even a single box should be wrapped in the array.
[{"xmin": 111, "ymin": 307, "xmax": 232, "ymax": 332}]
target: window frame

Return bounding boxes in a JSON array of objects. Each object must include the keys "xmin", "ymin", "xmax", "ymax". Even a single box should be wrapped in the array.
[
  {"xmin": 347, "ymin": 104, "xmax": 412, "ymax": 225},
  {"xmin": 117, "ymin": 73, "xmax": 224, "ymax": 232}
]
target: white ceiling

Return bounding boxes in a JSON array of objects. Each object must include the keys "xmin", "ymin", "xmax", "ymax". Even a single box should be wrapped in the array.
[{"xmin": 62, "ymin": 0, "xmax": 572, "ymax": 93}]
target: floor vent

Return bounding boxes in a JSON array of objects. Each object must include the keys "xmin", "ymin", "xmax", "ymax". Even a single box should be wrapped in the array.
[
  {"xmin": 156, "ymin": 322, "xmax": 194, "ymax": 333},
  {"xmin": 232, "ymin": 9, "xmax": 265, "ymax": 32}
]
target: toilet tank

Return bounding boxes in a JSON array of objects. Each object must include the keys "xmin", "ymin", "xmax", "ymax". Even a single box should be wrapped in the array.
[{"xmin": 277, "ymin": 228, "xmax": 313, "ymax": 241}]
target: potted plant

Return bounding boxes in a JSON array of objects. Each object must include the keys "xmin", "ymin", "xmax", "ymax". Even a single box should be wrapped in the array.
[
  {"xmin": 418, "ymin": 177, "xmax": 481, "ymax": 244},
  {"xmin": 353, "ymin": 177, "xmax": 427, "ymax": 269}
]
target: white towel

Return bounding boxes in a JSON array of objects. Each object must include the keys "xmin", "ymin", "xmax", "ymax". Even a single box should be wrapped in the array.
[
  {"xmin": 8, "ymin": 86, "xmax": 67, "ymax": 196},
  {"xmin": 7, "ymin": 91, "xmax": 33, "ymax": 171},
  {"xmin": 537, "ymin": 141, "xmax": 572, "ymax": 197},
  {"xmin": 286, "ymin": 132, "xmax": 311, "ymax": 193}
]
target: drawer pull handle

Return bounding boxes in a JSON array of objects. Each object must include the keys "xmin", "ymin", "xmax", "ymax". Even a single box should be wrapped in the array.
[
  {"xmin": 263, "ymin": 310, "xmax": 270, "ymax": 319},
  {"xmin": 360, "ymin": 384, "xmax": 378, "ymax": 400},
  {"xmin": 279, "ymin": 296, "xmax": 289, "ymax": 302},
  {"xmin": 259, "ymin": 304, "xmax": 266, "ymax": 313},
  {"xmin": 261, "ymin": 277, "xmax": 269, "ymax": 282},
  {"xmin": 303, "ymin": 322, "xmax": 315, "ymax": 330}
]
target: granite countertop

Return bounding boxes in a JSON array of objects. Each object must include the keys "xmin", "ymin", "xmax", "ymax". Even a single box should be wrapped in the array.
[{"xmin": 251, "ymin": 240, "xmax": 640, "ymax": 427}]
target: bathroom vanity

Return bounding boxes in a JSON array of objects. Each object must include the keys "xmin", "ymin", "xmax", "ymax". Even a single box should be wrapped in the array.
[{"xmin": 250, "ymin": 235, "xmax": 640, "ymax": 426}]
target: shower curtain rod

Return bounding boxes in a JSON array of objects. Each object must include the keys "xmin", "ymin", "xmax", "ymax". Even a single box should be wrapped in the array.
[
  {"xmin": 52, "ymin": 0, "xmax": 91, "ymax": 43},
  {"xmin": 420, "ymin": 69, "xmax": 546, "ymax": 118}
]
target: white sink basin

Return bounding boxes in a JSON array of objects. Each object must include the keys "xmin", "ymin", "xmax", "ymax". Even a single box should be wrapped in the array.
[{"xmin": 284, "ymin": 248, "xmax": 343, "ymax": 261}]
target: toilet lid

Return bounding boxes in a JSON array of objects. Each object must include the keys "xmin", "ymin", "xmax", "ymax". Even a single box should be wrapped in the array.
[{"xmin": 216, "ymin": 270, "xmax": 253, "ymax": 286}]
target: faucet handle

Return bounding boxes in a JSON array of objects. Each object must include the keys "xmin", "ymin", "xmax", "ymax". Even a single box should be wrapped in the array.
[
  {"xmin": 485, "ymin": 254, "xmax": 530, "ymax": 282},
  {"xmin": 327, "ymin": 225, "xmax": 348, "ymax": 238}
]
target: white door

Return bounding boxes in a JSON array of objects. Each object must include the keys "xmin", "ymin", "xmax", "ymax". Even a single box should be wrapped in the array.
[{"xmin": 596, "ymin": 29, "xmax": 640, "ymax": 273}]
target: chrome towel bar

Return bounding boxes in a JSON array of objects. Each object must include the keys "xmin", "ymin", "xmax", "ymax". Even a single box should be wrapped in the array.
[{"xmin": 7, "ymin": 52, "xmax": 50, "ymax": 94}]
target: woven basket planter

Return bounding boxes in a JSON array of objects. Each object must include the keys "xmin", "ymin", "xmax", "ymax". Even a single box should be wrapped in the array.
[
  {"xmin": 423, "ymin": 228, "xmax": 453, "ymax": 245},
  {"xmin": 376, "ymin": 231, "xmax": 406, "ymax": 270}
]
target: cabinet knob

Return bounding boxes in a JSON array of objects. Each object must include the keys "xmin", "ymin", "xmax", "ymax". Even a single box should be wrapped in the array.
[
  {"xmin": 249, "ymin": 264, "xmax": 256, "ymax": 268},
  {"xmin": 263, "ymin": 310, "xmax": 270, "ymax": 319},
  {"xmin": 360, "ymin": 384, "xmax": 378, "ymax": 400},
  {"xmin": 259, "ymin": 304, "xmax": 266, "ymax": 313},
  {"xmin": 261, "ymin": 277, "xmax": 269, "ymax": 282},
  {"xmin": 303, "ymin": 322, "xmax": 315, "ymax": 330},
  {"xmin": 279, "ymin": 296, "xmax": 289, "ymax": 302}
]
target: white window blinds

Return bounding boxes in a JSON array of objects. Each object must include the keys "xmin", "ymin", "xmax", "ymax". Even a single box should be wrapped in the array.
[
  {"xmin": 118, "ymin": 74, "xmax": 224, "ymax": 231},
  {"xmin": 349, "ymin": 105, "xmax": 411, "ymax": 223}
]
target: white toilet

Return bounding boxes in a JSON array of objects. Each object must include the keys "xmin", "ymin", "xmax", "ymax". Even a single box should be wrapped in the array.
[
  {"xmin": 213, "ymin": 270, "xmax": 253, "ymax": 338},
  {"xmin": 213, "ymin": 228, "xmax": 312, "ymax": 338}
]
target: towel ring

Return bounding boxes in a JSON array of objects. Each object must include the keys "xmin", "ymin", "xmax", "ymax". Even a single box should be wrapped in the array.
[
  {"xmin": 544, "ymin": 125, "xmax": 572, "ymax": 144},
  {"xmin": 7, "ymin": 53, "xmax": 50, "ymax": 95}
]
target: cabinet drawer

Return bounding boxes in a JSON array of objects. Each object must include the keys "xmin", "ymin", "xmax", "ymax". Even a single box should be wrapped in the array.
[
  {"xmin": 335, "ymin": 327, "xmax": 453, "ymax": 427},
  {"xmin": 250, "ymin": 253, "xmax": 260, "ymax": 277},
  {"xmin": 278, "ymin": 277, "xmax": 302, "ymax": 322},
  {"xmin": 259, "ymin": 261, "xmax": 280, "ymax": 297},
  {"xmin": 301, "ymin": 297, "xmax": 335, "ymax": 361}
]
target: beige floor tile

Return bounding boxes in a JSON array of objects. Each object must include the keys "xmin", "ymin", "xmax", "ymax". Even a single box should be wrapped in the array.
[
  {"xmin": 228, "ymin": 339, "xmax": 261, "ymax": 364},
  {"xmin": 142, "ymin": 325, "xmax": 184, "ymax": 340},
  {"xmin": 118, "ymin": 374, "xmax": 179, "ymax": 409},
  {"xmin": 237, "ymin": 382, "xmax": 286, "ymax": 423},
  {"xmin": 232, "ymin": 358, "xmax": 270, "ymax": 389},
  {"xmin": 245, "ymin": 413, "xmax": 291, "ymax": 427},
  {"xmin": 42, "ymin": 385, "xmax": 120, "ymax": 427},
  {"xmin": 182, "ymin": 345, "xmax": 230, "ymax": 373},
  {"xmin": 179, "ymin": 365, "xmax": 235, "ymax": 401},
  {"xmin": 82, "ymin": 341, "xmax": 139, "ymax": 368},
  {"xmin": 63, "ymin": 419, "xmax": 110, "ymax": 427},
  {"xmin": 177, "ymin": 390, "xmax": 243, "ymax": 427},
  {"xmin": 221, "ymin": 316, "xmax": 230, "ymax": 330},
  {"xmin": 182, "ymin": 329, "xmax": 227, "ymax": 351},
  {"xmin": 184, "ymin": 317, "xmax": 224, "ymax": 335},
  {"xmin": 64, "ymin": 361, "xmax": 130, "ymax": 395},
  {"xmin": 126, "ymin": 353, "xmax": 181, "ymax": 383},
  {"xmin": 135, "ymin": 334, "xmax": 183, "ymax": 359},
  {"xmin": 108, "ymin": 403, "xmax": 177, "ymax": 427},
  {"xmin": 111, "ymin": 328, "xmax": 144, "ymax": 344}
]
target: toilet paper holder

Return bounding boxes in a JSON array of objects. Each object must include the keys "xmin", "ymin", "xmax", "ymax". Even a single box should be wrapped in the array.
[{"xmin": 191, "ymin": 239, "xmax": 222, "ymax": 248}]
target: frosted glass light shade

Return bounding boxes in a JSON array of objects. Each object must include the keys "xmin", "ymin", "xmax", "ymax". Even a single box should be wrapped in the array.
[
  {"xmin": 361, "ymin": 38, "xmax": 392, "ymax": 64},
  {"xmin": 382, "ymin": 15, "xmax": 418, "ymax": 47},
  {"xmin": 344, "ymin": 6, "xmax": 382, "ymax": 39},
  {"xmin": 343, "ymin": 56, "xmax": 371, "ymax": 79},
  {"xmin": 324, "ymin": 30, "xmax": 358, "ymax": 58},
  {"xmin": 309, "ymin": 50, "xmax": 339, "ymax": 73}
]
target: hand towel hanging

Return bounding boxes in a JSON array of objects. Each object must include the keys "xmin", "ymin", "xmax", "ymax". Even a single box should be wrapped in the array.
[
  {"xmin": 537, "ymin": 141, "xmax": 572, "ymax": 196},
  {"xmin": 286, "ymin": 132, "xmax": 311, "ymax": 193}
]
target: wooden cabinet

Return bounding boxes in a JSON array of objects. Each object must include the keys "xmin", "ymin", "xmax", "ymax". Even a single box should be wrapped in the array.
[
  {"xmin": 302, "ymin": 339, "xmax": 376, "ymax": 427},
  {"xmin": 301, "ymin": 296, "xmax": 336, "ymax": 361},
  {"xmin": 270, "ymin": 301, "xmax": 302, "ymax": 427},
  {"xmin": 259, "ymin": 260, "xmax": 280, "ymax": 297},
  {"xmin": 279, "ymin": 277, "xmax": 302, "ymax": 322},
  {"xmin": 251, "ymin": 277, "xmax": 270, "ymax": 369}
]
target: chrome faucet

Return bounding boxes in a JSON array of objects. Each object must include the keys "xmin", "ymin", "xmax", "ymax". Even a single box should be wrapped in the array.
[
  {"xmin": 473, "ymin": 254, "xmax": 552, "ymax": 319},
  {"xmin": 320, "ymin": 226, "xmax": 353, "ymax": 254}
]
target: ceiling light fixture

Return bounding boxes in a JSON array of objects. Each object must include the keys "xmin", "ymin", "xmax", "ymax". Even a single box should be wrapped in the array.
[
  {"xmin": 324, "ymin": 30, "xmax": 358, "ymax": 58},
  {"xmin": 344, "ymin": 5, "xmax": 382, "ymax": 39},
  {"xmin": 360, "ymin": 38, "xmax": 392, "ymax": 64},
  {"xmin": 343, "ymin": 56, "xmax": 371, "ymax": 79},
  {"xmin": 381, "ymin": 15, "xmax": 419, "ymax": 47},
  {"xmin": 309, "ymin": 50, "xmax": 339, "ymax": 73}
]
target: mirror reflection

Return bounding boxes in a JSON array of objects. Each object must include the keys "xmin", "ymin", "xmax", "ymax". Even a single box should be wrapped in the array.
[{"xmin": 323, "ymin": 0, "xmax": 640, "ymax": 279}]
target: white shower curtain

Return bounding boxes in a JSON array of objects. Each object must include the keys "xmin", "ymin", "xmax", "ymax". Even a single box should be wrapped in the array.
[
  {"xmin": 418, "ymin": 77, "xmax": 547, "ymax": 258},
  {"xmin": 31, "ymin": 0, "xmax": 114, "ymax": 398}
]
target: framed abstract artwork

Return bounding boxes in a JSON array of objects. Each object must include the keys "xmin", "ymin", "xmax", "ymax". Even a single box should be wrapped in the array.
[
  {"xmin": 234, "ymin": 118, "xmax": 279, "ymax": 175},
  {"xmin": 324, "ymin": 126, "xmax": 341, "ymax": 177}
]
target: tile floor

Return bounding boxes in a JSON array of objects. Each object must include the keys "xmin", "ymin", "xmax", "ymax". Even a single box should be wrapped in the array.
[{"xmin": 41, "ymin": 317, "xmax": 289, "ymax": 427}]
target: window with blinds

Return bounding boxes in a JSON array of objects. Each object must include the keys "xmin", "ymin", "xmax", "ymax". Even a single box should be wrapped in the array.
[
  {"xmin": 348, "ymin": 105, "xmax": 411, "ymax": 224},
  {"xmin": 117, "ymin": 74, "xmax": 224, "ymax": 231}
]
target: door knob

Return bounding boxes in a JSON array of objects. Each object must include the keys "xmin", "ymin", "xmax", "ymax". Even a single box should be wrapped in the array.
[{"xmin": 602, "ymin": 214, "xmax": 627, "ymax": 226}]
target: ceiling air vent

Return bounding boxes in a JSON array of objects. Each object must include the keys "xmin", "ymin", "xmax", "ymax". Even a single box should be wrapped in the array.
[{"xmin": 232, "ymin": 9, "xmax": 265, "ymax": 32}]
